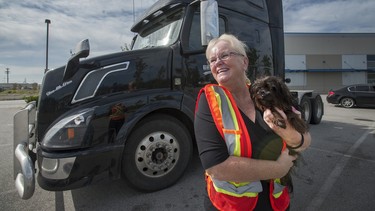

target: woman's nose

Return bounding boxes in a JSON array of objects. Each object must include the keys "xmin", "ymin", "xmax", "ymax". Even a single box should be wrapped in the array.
[{"xmin": 212, "ymin": 58, "xmax": 224, "ymax": 67}]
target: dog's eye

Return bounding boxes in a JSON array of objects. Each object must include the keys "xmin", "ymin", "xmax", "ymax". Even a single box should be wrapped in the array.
[{"xmin": 271, "ymin": 86, "xmax": 277, "ymax": 92}]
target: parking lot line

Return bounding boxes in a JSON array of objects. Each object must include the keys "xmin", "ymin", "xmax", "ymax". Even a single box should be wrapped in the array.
[{"xmin": 306, "ymin": 122, "xmax": 375, "ymax": 211}]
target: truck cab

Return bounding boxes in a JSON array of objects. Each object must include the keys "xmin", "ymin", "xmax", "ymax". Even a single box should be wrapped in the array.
[{"xmin": 13, "ymin": 0, "xmax": 313, "ymax": 200}]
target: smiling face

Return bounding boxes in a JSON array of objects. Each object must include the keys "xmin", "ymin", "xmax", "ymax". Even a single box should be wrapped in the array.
[{"xmin": 207, "ymin": 40, "xmax": 248, "ymax": 87}]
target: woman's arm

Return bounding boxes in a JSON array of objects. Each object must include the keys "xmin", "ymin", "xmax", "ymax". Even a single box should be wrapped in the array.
[{"xmin": 206, "ymin": 149, "xmax": 296, "ymax": 182}]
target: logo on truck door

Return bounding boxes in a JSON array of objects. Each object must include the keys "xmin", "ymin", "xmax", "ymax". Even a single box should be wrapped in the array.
[
  {"xmin": 46, "ymin": 80, "xmax": 73, "ymax": 97},
  {"xmin": 72, "ymin": 61, "xmax": 130, "ymax": 103}
]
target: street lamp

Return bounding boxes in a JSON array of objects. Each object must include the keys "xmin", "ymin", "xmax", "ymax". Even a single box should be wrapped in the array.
[
  {"xmin": 5, "ymin": 67, "xmax": 10, "ymax": 83},
  {"xmin": 45, "ymin": 19, "xmax": 51, "ymax": 73}
]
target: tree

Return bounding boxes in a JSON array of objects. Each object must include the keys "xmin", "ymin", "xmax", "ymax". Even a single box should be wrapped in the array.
[
  {"xmin": 121, "ymin": 43, "xmax": 131, "ymax": 51},
  {"xmin": 32, "ymin": 83, "xmax": 39, "ymax": 90}
]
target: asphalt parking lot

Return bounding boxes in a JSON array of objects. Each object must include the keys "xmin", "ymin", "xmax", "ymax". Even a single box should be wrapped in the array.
[{"xmin": 1, "ymin": 97, "xmax": 374, "ymax": 211}]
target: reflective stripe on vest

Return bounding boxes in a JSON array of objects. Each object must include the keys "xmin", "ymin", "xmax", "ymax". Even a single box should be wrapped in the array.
[
  {"xmin": 272, "ymin": 178, "xmax": 284, "ymax": 198},
  {"xmin": 202, "ymin": 85, "xmax": 261, "ymax": 197},
  {"xmin": 205, "ymin": 85, "xmax": 252, "ymax": 157}
]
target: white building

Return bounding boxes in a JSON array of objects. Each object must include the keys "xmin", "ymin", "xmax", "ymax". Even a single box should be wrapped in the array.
[{"xmin": 284, "ymin": 33, "xmax": 375, "ymax": 93}]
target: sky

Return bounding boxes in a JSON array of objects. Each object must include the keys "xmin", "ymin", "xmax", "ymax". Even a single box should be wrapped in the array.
[{"xmin": 1, "ymin": 0, "xmax": 374, "ymax": 84}]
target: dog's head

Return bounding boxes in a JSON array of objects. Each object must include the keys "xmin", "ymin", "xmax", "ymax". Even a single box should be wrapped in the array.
[{"xmin": 250, "ymin": 76, "xmax": 294, "ymax": 111}]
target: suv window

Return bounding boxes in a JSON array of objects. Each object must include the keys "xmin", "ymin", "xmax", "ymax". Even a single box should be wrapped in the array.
[
  {"xmin": 348, "ymin": 86, "xmax": 356, "ymax": 92},
  {"xmin": 356, "ymin": 86, "xmax": 369, "ymax": 92}
]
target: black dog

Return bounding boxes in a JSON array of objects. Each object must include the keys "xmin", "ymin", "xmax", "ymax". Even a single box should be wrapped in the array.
[
  {"xmin": 250, "ymin": 76, "xmax": 309, "ymax": 189},
  {"xmin": 250, "ymin": 75, "xmax": 308, "ymax": 135}
]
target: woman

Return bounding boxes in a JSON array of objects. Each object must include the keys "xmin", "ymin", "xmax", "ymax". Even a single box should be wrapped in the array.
[{"xmin": 194, "ymin": 34, "xmax": 311, "ymax": 211}]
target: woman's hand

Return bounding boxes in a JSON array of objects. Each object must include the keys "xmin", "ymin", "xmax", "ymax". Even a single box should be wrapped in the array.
[
  {"xmin": 291, "ymin": 106, "xmax": 302, "ymax": 118},
  {"xmin": 263, "ymin": 107, "xmax": 294, "ymax": 137},
  {"xmin": 276, "ymin": 148, "xmax": 297, "ymax": 177},
  {"xmin": 264, "ymin": 107, "xmax": 311, "ymax": 151}
]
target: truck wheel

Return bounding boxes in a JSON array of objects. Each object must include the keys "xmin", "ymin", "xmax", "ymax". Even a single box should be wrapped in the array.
[
  {"xmin": 340, "ymin": 97, "xmax": 355, "ymax": 108},
  {"xmin": 310, "ymin": 95, "xmax": 324, "ymax": 124},
  {"xmin": 300, "ymin": 96, "xmax": 311, "ymax": 124},
  {"xmin": 122, "ymin": 114, "xmax": 192, "ymax": 191}
]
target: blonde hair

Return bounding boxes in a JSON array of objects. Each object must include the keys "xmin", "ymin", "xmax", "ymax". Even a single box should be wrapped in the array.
[{"xmin": 206, "ymin": 34, "xmax": 251, "ymax": 85}]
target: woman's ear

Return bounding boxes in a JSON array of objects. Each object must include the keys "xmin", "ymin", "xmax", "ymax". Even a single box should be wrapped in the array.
[{"xmin": 242, "ymin": 57, "xmax": 249, "ymax": 71}]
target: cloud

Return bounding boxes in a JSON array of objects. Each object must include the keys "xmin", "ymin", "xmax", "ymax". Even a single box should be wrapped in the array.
[
  {"xmin": 283, "ymin": 0, "xmax": 375, "ymax": 32},
  {"xmin": 0, "ymin": 0, "xmax": 374, "ymax": 83},
  {"xmin": 0, "ymin": 0, "xmax": 156, "ymax": 83}
]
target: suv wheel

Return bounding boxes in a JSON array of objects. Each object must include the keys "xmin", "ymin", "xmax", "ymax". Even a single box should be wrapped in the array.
[{"xmin": 340, "ymin": 97, "xmax": 355, "ymax": 108}]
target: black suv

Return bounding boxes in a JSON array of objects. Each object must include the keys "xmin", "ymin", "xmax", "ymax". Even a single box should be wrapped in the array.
[{"xmin": 327, "ymin": 84, "xmax": 375, "ymax": 108}]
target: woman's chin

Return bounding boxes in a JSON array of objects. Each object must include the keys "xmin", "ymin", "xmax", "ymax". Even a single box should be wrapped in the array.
[{"xmin": 216, "ymin": 75, "xmax": 230, "ymax": 84}]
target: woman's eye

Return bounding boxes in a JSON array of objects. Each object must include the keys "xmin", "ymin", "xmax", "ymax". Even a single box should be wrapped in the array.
[{"xmin": 221, "ymin": 53, "xmax": 229, "ymax": 60}]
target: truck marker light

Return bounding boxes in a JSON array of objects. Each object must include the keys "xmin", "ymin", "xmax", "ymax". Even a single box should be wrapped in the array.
[{"xmin": 67, "ymin": 128, "xmax": 75, "ymax": 140}]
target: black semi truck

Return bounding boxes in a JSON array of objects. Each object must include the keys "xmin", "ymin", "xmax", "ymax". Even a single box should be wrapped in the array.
[{"xmin": 13, "ymin": 0, "xmax": 323, "ymax": 199}]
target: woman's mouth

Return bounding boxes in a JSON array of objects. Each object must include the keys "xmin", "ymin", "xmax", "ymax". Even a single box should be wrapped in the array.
[{"xmin": 217, "ymin": 68, "xmax": 228, "ymax": 74}]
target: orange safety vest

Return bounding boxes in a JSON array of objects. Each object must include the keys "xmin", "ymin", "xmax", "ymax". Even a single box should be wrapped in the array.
[{"xmin": 196, "ymin": 84, "xmax": 290, "ymax": 211}]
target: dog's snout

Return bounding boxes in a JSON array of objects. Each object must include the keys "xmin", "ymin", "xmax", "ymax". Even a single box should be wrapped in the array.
[{"xmin": 258, "ymin": 89, "xmax": 270, "ymax": 98}]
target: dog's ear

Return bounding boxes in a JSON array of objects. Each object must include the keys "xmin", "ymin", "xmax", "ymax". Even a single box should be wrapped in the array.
[
  {"xmin": 276, "ymin": 79, "xmax": 294, "ymax": 105},
  {"xmin": 250, "ymin": 77, "xmax": 263, "ymax": 95}
]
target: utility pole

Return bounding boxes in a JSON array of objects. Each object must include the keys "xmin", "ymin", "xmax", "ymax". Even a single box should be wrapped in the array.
[
  {"xmin": 5, "ymin": 67, "xmax": 10, "ymax": 83},
  {"xmin": 133, "ymin": 0, "xmax": 135, "ymax": 24},
  {"xmin": 45, "ymin": 19, "xmax": 51, "ymax": 73}
]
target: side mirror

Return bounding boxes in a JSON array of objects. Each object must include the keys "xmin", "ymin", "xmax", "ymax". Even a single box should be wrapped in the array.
[
  {"xmin": 200, "ymin": 0, "xmax": 219, "ymax": 46},
  {"xmin": 285, "ymin": 78, "xmax": 291, "ymax": 83},
  {"xmin": 73, "ymin": 39, "xmax": 90, "ymax": 58},
  {"xmin": 63, "ymin": 39, "xmax": 90, "ymax": 81}
]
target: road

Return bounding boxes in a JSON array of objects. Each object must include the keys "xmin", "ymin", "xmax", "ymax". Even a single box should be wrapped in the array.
[{"xmin": 1, "ymin": 98, "xmax": 374, "ymax": 211}]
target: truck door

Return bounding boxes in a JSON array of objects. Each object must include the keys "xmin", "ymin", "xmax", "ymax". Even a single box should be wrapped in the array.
[
  {"xmin": 181, "ymin": 9, "xmax": 225, "ymax": 96},
  {"xmin": 181, "ymin": 0, "xmax": 277, "ymax": 112}
]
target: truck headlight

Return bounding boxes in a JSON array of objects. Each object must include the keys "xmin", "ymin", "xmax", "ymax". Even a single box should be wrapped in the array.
[{"xmin": 42, "ymin": 108, "xmax": 94, "ymax": 149}]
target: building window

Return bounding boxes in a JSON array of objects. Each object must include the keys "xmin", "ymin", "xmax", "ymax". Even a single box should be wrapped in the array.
[
  {"xmin": 367, "ymin": 55, "xmax": 375, "ymax": 84},
  {"xmin": 368, "ymin": 72, "xmax": 375, "ymax": 84}
]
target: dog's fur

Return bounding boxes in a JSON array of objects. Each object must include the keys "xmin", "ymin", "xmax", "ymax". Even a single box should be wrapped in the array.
[
  {"xmin": 250, "ymin": 75, "xmax": 309, "ymax": 189},
  {"xmin": 250, "ymin": 75, "xmax": 308, "ymax": 135}
]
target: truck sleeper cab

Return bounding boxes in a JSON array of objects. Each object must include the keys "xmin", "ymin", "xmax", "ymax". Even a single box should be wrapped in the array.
[{"xmin": 14, "ymin": 0, "xmax": 287, "ymax": 199}]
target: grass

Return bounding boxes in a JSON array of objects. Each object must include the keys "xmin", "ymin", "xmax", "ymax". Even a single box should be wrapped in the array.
[{"xmin": 0, "ymin": 89, "xmax": 39, "ymax": 102}]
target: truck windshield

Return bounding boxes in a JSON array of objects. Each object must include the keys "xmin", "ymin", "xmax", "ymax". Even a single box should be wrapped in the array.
[{"xmin": 132, "ymin": 8, "xmax": 184, "ymax": 50}]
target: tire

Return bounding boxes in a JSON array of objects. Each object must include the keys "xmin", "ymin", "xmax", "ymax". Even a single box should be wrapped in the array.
[
  {"xmin": 122, "ymin": 114, "xmax": 193, "ymax": 191},
  {"xmin": 310, "ymin": 95, "xmax": 324, "ymax": 124},
  {"xmin": 300, "ymin": 96, "xmax": 312, "ymax": 124},
  {"xmin": 340, "ymin": 97, "xmax": 355, "ymax": 108}
]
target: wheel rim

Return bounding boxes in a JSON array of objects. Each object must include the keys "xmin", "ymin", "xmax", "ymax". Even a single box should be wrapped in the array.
[
  {"xmin": 315, "ymin": 98, "xmax": 323, "ymax": 117},
  {"xmin": 135, "ymin": 131, "xmax": 180, "ymax": 178},
  {"xmin": 302, "ymin": 101, "xmax": 310, "ymax": 121},
  {"xmin": 342, "ymin": 98, "xmax": 354, "ymax": 108}
]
